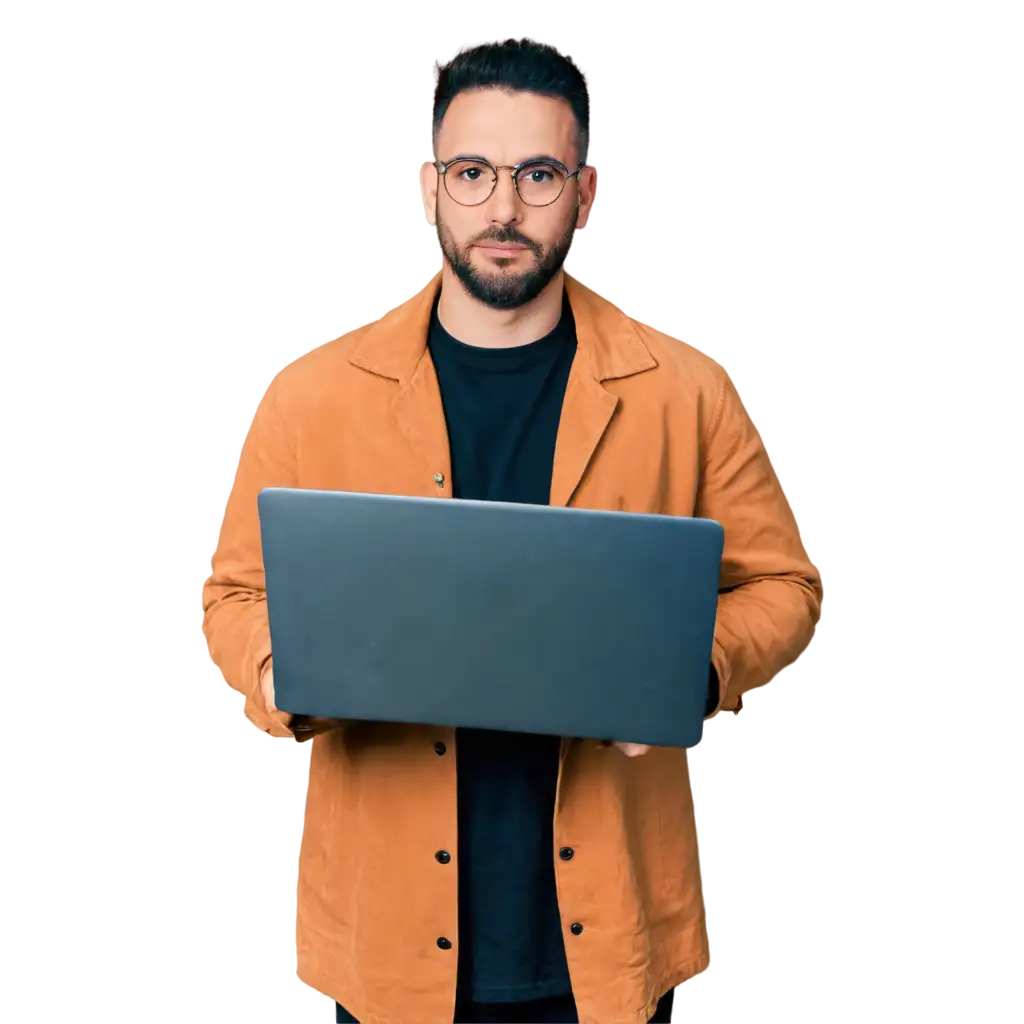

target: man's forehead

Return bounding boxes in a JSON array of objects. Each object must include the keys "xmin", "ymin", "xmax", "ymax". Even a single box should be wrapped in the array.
[{"xmin": 436, "ymin": 88, "xmax": 577, "ymax": 161}]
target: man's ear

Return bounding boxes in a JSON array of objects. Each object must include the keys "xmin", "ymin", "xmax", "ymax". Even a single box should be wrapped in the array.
[
  {"xmin": 574, "ymin": 165, "xmax": 597, "ymax": 230},
  {"xmin": 419, "ymin": 161, "xmax": 439, "ymax": 226}
]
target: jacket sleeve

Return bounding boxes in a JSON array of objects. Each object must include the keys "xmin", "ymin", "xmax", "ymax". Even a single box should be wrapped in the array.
[
  {"xmin": 202, "ymin": 375, "xmax": 298, "ymax": 739},
  {"xmin": 697, "ymin": 367, "xmax": 823, "ymax": 718}
]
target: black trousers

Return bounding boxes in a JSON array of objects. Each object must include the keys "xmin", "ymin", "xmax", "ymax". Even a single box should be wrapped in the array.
[{"xmin": 336, "ymin": 987, "xmax": 674, "ymax": 1022}]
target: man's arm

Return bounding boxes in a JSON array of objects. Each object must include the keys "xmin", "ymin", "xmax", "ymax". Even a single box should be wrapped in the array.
[
  {"xmin": 697, "ymin": 367, "xmax": 823, "ymax": 718},
  {"xmin": 197, "ymin": 364, "xmax": 303, "ymax": 741}
]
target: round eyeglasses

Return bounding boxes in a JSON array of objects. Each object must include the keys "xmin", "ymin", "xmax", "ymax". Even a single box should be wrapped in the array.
[{"xmin": 435, "ymin": 156, "xmax": 585, "ymax": 208}]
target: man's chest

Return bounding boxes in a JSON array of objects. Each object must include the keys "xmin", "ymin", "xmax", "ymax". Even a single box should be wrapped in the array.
[
  {"xmin": 438, "ymin": 360, "xmax": 572, "ymax": 505},
  {"xmin": 289, "ymin": 365, "xmax": 703, "ymax": 517}
]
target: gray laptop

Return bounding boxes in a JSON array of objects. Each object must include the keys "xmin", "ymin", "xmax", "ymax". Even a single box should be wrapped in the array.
[{"xmin": 257, "ymin": 488, "xmax": 723, "ymax": 748}]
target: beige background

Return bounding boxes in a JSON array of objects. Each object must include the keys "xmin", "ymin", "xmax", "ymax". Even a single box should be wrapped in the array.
[{"xmin": 0, "ymin": 6, "xmax": 1019, "ymax": 1015}]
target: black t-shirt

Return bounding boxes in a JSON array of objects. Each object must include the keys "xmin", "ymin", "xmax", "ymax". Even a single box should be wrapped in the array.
[
  {"xmin": 429, "ymin": 292, "xmax": 577, "ymax": 1003},
  {"xmin": 335, "ymin": 295, "xmax": 721, "ymax": 1020}
]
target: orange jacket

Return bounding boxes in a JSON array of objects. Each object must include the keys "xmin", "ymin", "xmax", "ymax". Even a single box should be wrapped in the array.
[{"xmin": 202, "ymin": 273, "xmax": 823, "ymax": 1023}]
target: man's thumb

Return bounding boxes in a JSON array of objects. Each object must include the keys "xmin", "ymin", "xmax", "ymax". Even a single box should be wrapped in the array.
[{"xmin": 261, "ymin": 664, "xmax": 276, "ymax": 712}]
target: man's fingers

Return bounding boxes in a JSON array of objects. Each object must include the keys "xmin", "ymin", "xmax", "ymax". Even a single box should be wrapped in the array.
[
  {"xmin": 613, "ymin": 742, "xmax": 652, "ymax": 757},
  {"xmin": 261, "ymin": 665, "xmax": 277, "ymax": 713}
]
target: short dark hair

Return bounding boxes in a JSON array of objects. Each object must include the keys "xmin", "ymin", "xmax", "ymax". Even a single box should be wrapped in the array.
[{"xmin": 432, "ymin": 38, "xmax": 590, "ymax": 164}]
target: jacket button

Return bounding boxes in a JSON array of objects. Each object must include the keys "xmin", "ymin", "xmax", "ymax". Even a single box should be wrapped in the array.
[
  {"xmin": 570, "ymin": 922, "xmax": 584, "ymax": 936},
  {"xmin": 437, "ymin": 936, "xmax": 452, "ymax": 950},
  {"xmin": 433, "ymin": 472, "xmax": 445, "ymax": 487},
  {"xmin": 559, "ymin": 847, "xmax": 574, "ymax": 861},
  {"xmin": 435, "ymin": 850, "xmax": 451, "ymax": 864},
  {"xmin": 434, "ymin": 741, "xmax": 447, "ymax": 755}
]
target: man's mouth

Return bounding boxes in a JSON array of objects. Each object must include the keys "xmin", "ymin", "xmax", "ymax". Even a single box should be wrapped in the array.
[{"xmin": 475, "ymin": 243, "xmax": 528, "ymax": 256}]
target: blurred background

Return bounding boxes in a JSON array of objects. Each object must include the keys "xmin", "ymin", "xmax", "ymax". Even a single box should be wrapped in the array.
[{"xmin": 1, "ymin": 2, "xmax": 1021, "ymax": 1021}]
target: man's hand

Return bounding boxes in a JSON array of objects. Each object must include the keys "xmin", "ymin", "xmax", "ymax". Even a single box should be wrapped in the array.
[
  {"xmin": 260, "ymin": 662, "xmax": 343, "ymax": 738},
  {"xmin": 260, "ymin": 660, "xmax": 279, "ymax": 712}
]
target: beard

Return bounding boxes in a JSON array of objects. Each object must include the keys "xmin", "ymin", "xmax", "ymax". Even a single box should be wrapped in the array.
[{"xmin": 436, "ymin": 206, "xmax": 578, "ymax": 310}]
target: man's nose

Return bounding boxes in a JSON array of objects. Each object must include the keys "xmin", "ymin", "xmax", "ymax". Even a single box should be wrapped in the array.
[{"xmin": 486, "ymin": 166, "xmax": 522, "ymax": 225}]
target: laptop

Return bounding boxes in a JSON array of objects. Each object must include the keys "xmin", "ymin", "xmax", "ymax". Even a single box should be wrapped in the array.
[{"xmin": 257, "ymin": 488, "xmax": 724, "ymax": 749}]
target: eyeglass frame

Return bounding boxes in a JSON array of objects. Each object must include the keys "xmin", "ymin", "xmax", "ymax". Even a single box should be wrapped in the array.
[{"xmin": 434, "ymin": 155, "xmax": 586, "ymax": 208}]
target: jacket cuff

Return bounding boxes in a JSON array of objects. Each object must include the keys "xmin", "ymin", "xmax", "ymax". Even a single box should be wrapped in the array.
[{"xmin": 704, "ymin": 637, "xmax": 743, "ymax": 719}]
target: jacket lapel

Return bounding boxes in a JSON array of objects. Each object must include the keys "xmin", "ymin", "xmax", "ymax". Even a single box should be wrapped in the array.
[
  {"xmin": 391, "ymin": 354, "xmax": 452, "ymax": 496},
  {"xmin": 347, "ymin": 273, "xmax": 452, "ymax": 495},
  {"xmin": 550, "ymin": 275, "xmax": 658, "ymax": 507},
  {"xmin": 549, "ymin": 367, "xmax": 619, "ymax": 507},
  {"xmin": 346, "ymin": 271, "xmax": 657, "ymax": 504}
]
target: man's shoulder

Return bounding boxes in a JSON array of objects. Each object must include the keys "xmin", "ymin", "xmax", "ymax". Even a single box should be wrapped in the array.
[
  {"xmin": 585, "ymin": 290, "xmax": 729, "ymax": 397},
  {"xmin": 263, "ymin": 276, "xmax": 439, "ymax": 406},
  {"xmin": 269, "ymin": 320, "xmax": 377, "ymax": 395},
  {"xmin": 630, "ymin": 316, "xmax": 726, "ymax": 387}
]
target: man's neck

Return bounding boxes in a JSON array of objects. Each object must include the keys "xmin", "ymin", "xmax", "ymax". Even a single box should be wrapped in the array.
[{"xmin": 436, "ymin": 264, "xmax": 565, "ymax": 349}]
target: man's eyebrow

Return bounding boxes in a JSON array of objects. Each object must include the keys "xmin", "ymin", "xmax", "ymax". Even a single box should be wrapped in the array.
[
  {"xmin": 439, "ymin": 153, "xmax": 565, "ymax": 166},
  {"xmin": 441, "ymin": 153, "xmax": 488, "ymax": 163}
]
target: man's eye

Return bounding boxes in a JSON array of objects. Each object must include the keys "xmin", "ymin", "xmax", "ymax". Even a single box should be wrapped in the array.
[{"xmin": 526, "ymin": 168, "xmax": 554, "ymax": 183}]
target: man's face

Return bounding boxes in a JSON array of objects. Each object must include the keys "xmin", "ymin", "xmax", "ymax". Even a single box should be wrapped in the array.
[{"xmin": 420, "ymin": 89, "xmax": 597, "ymax": 310}]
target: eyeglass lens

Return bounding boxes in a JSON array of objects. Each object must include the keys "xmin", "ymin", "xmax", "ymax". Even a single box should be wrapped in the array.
[{"xmin": 443, "ymin": 160, "xmax": 569, "ymax": 207}]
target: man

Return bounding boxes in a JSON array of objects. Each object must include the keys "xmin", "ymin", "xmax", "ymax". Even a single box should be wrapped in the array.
[{"xmin": 202, "ymin": 38, "xmax": 823, "ymax": 1024}]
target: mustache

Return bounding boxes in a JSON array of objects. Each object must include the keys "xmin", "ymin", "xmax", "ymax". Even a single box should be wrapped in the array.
[{"xmin": 470, "ymin": 226, "xmax": 542, "ymax": 255}]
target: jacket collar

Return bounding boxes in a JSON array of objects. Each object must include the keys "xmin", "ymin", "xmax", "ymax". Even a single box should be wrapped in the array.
[{"xmin": 346, "ymin": 271, "xmax": 658, "ymax": 383}]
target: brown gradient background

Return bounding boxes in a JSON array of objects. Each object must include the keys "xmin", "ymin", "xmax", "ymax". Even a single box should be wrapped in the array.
[{"xmin": 2, "ymin": 8, "xmax": 1024, "ymax": 1024}]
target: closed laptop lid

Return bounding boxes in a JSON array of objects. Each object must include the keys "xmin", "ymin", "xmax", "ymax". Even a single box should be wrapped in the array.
[{"xmin": 258, "ymin": 488, "xmax": 723, "ymax": 748}]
